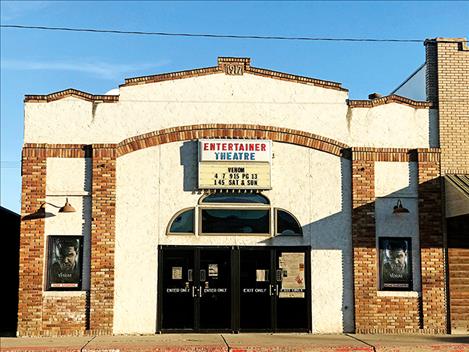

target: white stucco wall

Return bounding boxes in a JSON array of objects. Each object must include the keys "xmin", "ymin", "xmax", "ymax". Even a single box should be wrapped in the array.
[
  {"xmin": 33, "ymin": 66, "xmax": 430, "ymax": 334},
  {"xmin": 374, "ymin": 162, "xmax": 421, "ymax": 292},
  {"xmin": 25, "ymin": 73, "xmax": 434, "ymax": 149},
  {"xmin": 349, "ymin": 104, "xmax": 434, "ymax": 148},
  {"xmin": 113, "ymin": 141, "xmax": 354, "ymax": 334},
  {"xmin": 114, "ymin": 147, "xmax": 161, "ymax": 334},
  {"xmin": 44, "ymin": 158, "xmax": 91, "ymax": 291}
]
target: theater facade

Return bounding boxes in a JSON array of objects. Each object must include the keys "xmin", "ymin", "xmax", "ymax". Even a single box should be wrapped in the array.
[{"xmin": 17, "ymin": 38, "xmax": 468, "ymax": 336}]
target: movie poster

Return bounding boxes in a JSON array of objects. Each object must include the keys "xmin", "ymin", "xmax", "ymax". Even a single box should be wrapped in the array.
[
  {"xmin": 379, "ymin": 237, "xmax": 412, "ymax": 291},
  {"xmin": 47, "ymin": 236, "xmax": 83, "ymax": 290},
  {"xmin": 278, "ymin": 252, "xmax": 305, "ymax": 298}
]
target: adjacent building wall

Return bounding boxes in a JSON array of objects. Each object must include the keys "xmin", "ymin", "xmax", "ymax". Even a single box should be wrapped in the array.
[
  {"xmin": 426, "ymin": 38, "xmax": 469, "ymax": 334},
  {"xmin": 426, "ymin": 38, "xmax": 469, "ymax": 174}
]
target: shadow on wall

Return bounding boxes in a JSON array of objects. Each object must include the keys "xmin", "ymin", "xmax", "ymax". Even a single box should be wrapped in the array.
[
  {"xmin": 180, "ymin": 141, "xmax": 199, "ymax": 192},
  {"xmin": 177, "ymin": 143, "xmax": 442, "ymax": 333},
  {"xmin": 1, "ymin": 206, "xmax": 20, "ymax": 337},
  {"xmin": 83, "ymin": 155, "xmax": 93, "ymax": 330},
  {"xmin": 259, "ymin": 157, "xmax": 354, "ymax": 332},
  {"xmin": 14, "ymin": 148, "xmax": 446, "ymax": 334}
]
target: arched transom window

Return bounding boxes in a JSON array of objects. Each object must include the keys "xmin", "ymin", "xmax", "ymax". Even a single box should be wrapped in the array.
[{"xmin": 167, "ymin": 193, "xmax": 302, "ymax": 236}]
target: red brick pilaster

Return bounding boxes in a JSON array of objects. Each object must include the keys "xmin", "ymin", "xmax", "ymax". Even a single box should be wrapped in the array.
[
  {"xmin": 89, "ymin": 144, "xmax": 116, "ymax": 333},
  {"xmin": 417, "ymin": 149, "xmax": 447, "ymax": 333},
  {"xmin": 41, "ymin": 295, "xmax": 87, "ymax": 336},
  {"xmin": 17, "ymin": 148, "xmax": 47, "ymax": 336},
  {"xmin": 352, "ymin": 149, "xmax": 421, "ymax": 333},
  {"xmin": 351, "ymin": 152, "xmax": 376, "ymax": 332}
]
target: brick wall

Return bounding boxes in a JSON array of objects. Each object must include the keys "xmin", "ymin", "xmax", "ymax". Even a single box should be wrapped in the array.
[
  {"xmin": 41, "ymin": 294, "xmax": 87, "ymax": 336},
  {"xmin": 352, "ymin": 149, "xmax": 421, "ymax": 333},
  {"xmin": 417, "ymin": 150, "xmax": 447, "ymax": 333},
  {"xmin": 17, "ymin": 148, "xmax": 47, "ymax": 336},
  {"xmin": 17, "ymin": 145, "xmax": 115, "ymax": 336},
  {"xmin": 89, "ymin": 145, "xmax": 117, "ymax": 333},
  {"xmin": 425, "ymin": 37, "xmax": 468, "ymax": 334},
  {"xmin": 352, "ymin": 148, "xmax": 446, "ymax": 334},
  {"xmin": 425, "ymin": 38, "xmax": 469, "ymax": 173}
]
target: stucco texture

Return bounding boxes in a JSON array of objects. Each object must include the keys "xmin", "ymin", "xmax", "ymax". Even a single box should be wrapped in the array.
[
  {"xmin": 25, "ymin": 73, "xmax": 434, "ymax": 148},
  {"xmin": 113, "ymin": 141, "xmax": 353, "ymax": 334}
]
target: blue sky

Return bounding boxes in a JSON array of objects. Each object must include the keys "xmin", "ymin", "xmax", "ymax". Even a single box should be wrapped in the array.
[{"xmin": 1, "ymin": 1, "xmax": 468, "ymax": 212}]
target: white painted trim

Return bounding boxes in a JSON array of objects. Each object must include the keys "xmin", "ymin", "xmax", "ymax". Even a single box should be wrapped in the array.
[
  {"xmin": 43, "ymin": 291, "xmax": 87, "ymax": 297},
  {"xmin": 377, "ymin": 291, "xmax": 420, "ymax": 298},
  {"xmin": 46, "ymin": 191, "xmax": 91, "ymax": 196}
]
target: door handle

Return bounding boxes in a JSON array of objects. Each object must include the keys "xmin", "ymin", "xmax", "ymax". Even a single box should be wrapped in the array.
[
  {"xmin": 269, "ymin": 284, "xmax": 279, "ymax": 296},
  {"xmin": 269, "ymin": 284, "xmax": 277, "ymax": 296},
  {"xmin": 192, "ymin": 286, "xmax": 203, "ymax": 298}
]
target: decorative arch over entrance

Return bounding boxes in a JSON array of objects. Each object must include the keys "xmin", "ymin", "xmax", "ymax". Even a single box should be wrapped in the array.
[{"xmin": 116, "ymin": 124, "xmax": 349, "ymax": 157}]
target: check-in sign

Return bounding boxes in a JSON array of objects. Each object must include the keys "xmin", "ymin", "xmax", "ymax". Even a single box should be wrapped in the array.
[{"xmin": 198, "ymin": 139, "xmax": 272, "ymax": 190}]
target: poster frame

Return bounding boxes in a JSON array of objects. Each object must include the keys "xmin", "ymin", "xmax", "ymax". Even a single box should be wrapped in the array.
[
  {"xmin": 378, "ymin": 237, "xmax": 413, "ymax": 291},
  {"xmin": 46, "ymin": 235, "xmax": 83, "ymax": 291}
]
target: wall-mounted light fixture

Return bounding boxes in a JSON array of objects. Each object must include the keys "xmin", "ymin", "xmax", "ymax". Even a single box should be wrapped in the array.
[
  {"xmin": 40, "ymin": 198, "xmax": 76, "ymax": 214},
  {"xmin": 23, "ymin": 198, "xmax": 76, "ymax": 220},
  {"xmin": 393, "ymin": 199, "xmax": 409, "ymax": 214},
  {"xmin": 58, "ymin": 198, "xmax": 76, "ymax": 213}
]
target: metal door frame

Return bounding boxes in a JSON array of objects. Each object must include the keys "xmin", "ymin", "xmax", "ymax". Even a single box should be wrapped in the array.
[
  {"xmin": 156, "ymin": 245, "xmax": 311, "ymax": 333},
  {"xmin": 157, "ymin": 245, "xmax": 234, "ymax": 333}
]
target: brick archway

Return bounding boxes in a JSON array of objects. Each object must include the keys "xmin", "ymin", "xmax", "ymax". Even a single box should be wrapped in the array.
[{"xmin": 116, "ymin": 124, "xmax": 349, "ymax": 157}]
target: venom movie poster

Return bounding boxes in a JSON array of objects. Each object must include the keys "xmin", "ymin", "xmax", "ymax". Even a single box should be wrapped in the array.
[
  {"xmin": 47, "ymin": 236, "xmax": 83, "ymax": 290},
  {"xmin": 379, "ymin": 237, "xmax": 412, "ymax": 291}
]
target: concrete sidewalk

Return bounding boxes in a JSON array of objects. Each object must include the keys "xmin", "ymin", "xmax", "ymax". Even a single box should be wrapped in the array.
[{"xmin": 1, "ymin": 333, "xmax": 468, "ymax": 352}]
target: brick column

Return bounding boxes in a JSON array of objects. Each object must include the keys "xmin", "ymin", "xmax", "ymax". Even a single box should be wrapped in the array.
[
  {"xmin": 417, "ymin": 149, "xmax": 447, "ymax": 333},
  {"xmin": 352, "ymin": 149, "xmax": 421, "ymax": 333},
  {"xmin": 89, "ymin": 144, "xmax": 116, "ymax": 333},
  {"xmin": 17, "ymin": 147, "xmax": 47, "ymax": 336},
  {"xmin": 351, "ymin": 150, "xmax": 376, "ymax": 332},
  {"xmin": 425, "ymin": 39, "xmax": 439, "ymax": 105},
  {"xmin": 425, "ymin": 38, "xmax": 469, "ymax": 173}
]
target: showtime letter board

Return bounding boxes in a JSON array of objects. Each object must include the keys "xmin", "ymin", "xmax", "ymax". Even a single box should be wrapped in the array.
[
  {"xmin": 198, "ymin": 139, "xmax": 272, "ymax": 190},
  {"xmin": 199, "ymin": 162, "xmax": 271, "ymax": 189}
]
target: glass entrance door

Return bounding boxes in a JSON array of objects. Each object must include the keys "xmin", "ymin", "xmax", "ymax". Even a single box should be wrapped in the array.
[
  {"xmin": 199, "ymin": 248, "xmax": 231, "ymax": 330},
  {"xmin": 159, "ymin": 246, "xmax": 310, "ymax": 332},
  {"xmin": 239, "ymin": 248, "xmax": 273, "ymax": 330},
  {"xmin": 275, "ymin": 249, "xmax": 309, "ymax": 330},
  {"xmin": 239, "ymin": 248, "xmax": 310, "ymax": 332},
  {"xmin": 160, "ymin": 248, "xmax": 194, "ymax": 330},
  {"xmin": 159, "ymin": 247, "xmax": 231, "ymax": 331}
]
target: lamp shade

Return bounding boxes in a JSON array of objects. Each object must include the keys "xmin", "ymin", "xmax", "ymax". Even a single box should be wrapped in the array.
[
  {"xmin": 59, "ymin": 198, "xmax": 76, "ymax": 213},
  {"xmin": 393, "ymin": 199, "xmax": 409, "ymax": 214}
]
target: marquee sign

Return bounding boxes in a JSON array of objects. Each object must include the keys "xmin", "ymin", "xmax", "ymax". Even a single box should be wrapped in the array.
[
  {"xmin": 198, "ymin": 139, "xmax": 272, "ymax": 190},
  {"xmin": 199, "ymin": 139, "xmax": 271, "ymax": 162}
]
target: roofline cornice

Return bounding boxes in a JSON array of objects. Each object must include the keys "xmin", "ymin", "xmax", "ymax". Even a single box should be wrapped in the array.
[
  {"xmin": 347, "ymin": 94, "xmax": 433, "ymax": 109},
  {"xmin": 25, "ymin": 57, "xmax": 349, "ymax": 102},
  {"xmin": 24, "ymin": 88, "xmax": 119, "ymax": 103},
  {"xmin": 120, "ymin": 64, "xmax": 347, "ymax": 91},
  {"xmin": 120, "ymin": 59, "xmax": 347, "ymax": 91}
]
